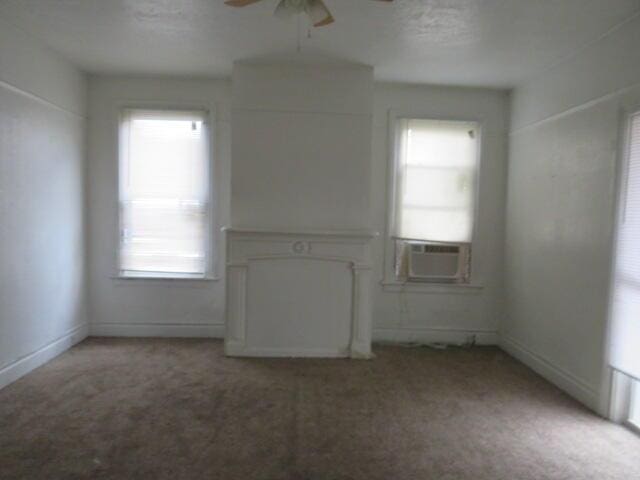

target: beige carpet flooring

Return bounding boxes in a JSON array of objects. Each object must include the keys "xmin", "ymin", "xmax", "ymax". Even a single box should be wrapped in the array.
[{"xmin": 1, "ymin": 338, "xmax": 639, "ymax": 480}]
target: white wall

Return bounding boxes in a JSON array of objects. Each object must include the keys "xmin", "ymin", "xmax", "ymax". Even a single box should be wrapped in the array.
[
  {"xmin": 231, "ymin": 63, "xmax": 373, "ymax": 231},
  {"xmin": 0, "ymin": 16, "xmax": 88, "ymax": 388},
  {"xmin": 371, "ymin": 83, "xmax": 510, "ymax": 345},
  {"xmin": 86, "ymin": 76, "xmax": 231, "ymax": 337},
  {"xmin": 503, "ymin": 13, "xmax": 640, "ymax": 414}
]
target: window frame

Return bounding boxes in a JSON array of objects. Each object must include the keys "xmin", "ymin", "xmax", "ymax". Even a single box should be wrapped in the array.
[
  {"xmin": 114, "ymin": 103, "xmax": 219, "ymax": 281},
  {"xmin": 382, "ymin": 110, "xmax": 483, "ymax": 292},
  {"xmin": 606, "ymin": 105, "xmax": 640, "ymax": 431}
]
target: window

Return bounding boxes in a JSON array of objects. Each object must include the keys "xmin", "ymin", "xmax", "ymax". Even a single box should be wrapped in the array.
[
  {"xmin": 119, "ymin": 109, "xmax": 210, "ymax": 278},
  {"xmin": 609, "ymin": 111, "xmax": 640, "ymax": 428},
  {"xmin": 392, "ymin": 118, "xmax": 479, "ymax": 282}
]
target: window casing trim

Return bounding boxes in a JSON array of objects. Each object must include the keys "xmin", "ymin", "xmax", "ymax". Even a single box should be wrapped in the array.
[
  {"xmin": 114, "ymin": 101, "xmax": 219, "ymax": 281},
  {"xmin": 383, "ymin": 110, "xmax": 483, "ymax": 290}
]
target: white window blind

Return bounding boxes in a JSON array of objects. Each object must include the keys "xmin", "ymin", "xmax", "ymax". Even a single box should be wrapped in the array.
[
  {"xmin": 119, "ymin": 109, "xmax": 209, "ymax": 277},
  {"xmin": 610, "ymin": 112, "xmax": 640, "ymax": 380},
  {"xmin": 393, "ymin": 119, "xmax": 478, "ymax": 243}
]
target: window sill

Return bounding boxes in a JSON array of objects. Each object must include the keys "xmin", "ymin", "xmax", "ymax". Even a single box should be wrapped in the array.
[
  {"xmin": 380, "ymin": 280, "xmax": 484, "ymax": 295},
  {"xmin": 112, "ymin": 273, "xmax": 220, "ymax": 283}
]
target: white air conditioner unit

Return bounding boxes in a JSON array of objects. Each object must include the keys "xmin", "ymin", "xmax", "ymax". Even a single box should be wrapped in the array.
[{"xmin": 406, "ymin": 242, "xmax": 469, "ymax": 282}]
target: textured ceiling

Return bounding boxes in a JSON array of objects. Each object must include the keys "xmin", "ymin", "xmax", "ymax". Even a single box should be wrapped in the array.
[{"xmin": 0, "ymin": 0, "xmax": 639, "ymax": 88}]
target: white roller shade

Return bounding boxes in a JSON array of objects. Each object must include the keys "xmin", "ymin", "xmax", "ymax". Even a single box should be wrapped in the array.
[
  {"xmin": 610, "ymin": 112, "xmax": 640, "ymax": 380},
  {"xmin": 119, "ymin": 109, "xmax": 210, "ymax": 276},
  {"xmin": 393, "ymin": 119, "xmax": 478, "ymax": 243}
]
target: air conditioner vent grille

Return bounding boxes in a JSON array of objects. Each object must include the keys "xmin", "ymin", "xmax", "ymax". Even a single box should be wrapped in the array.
[{"xmin": 423, "ymin": 245, "xmax": 459, "ymax": 254}]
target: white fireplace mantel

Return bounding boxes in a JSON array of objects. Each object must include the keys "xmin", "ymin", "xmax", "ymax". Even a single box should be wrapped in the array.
[{"xmin": 223, "ymin": 227, "xmax": 377, "ymax": 358}]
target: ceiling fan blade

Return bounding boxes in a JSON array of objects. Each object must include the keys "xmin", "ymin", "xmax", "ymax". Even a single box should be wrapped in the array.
[
  {"xmin": 307, "ymin": 0, "xmax": 334, "ymax": 27},
  {"xmin": 224, "ymin": 0, "xmax": 263, "ymax": 7}
]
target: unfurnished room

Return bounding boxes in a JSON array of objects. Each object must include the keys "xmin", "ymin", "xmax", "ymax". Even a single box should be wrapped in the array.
[{"xmin": 1, "ymin": 1, "xmax": 640, "ymax": 478}]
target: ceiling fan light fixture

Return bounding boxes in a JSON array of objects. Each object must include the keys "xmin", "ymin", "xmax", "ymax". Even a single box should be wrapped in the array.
[
  {"xmin": 306, "ymin": 0, "xmax": 334, "ymax": 27},
  {"xmin": 274, "ymin": 0, "xmax": 333, "ymax": 27},
  {"xmin": 282, "ymin": 0, "xmax": 308, "ymax": 13},
  {"xmin": 225, "ymin": 0, "xmax": 392, "ymax": 28}
]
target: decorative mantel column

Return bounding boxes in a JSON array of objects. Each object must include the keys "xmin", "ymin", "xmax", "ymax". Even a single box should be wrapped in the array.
[{"xmin": 223, "ymin": 228, "xmax": 377, "ymax": 358}]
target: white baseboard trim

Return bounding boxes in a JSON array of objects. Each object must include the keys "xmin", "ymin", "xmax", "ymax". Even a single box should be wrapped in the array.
[
  {"xmin": 90, "ymin": 323, "xmax": 226, "ymax": 339},
  {"xmin": 373, "ymin": 327, "xmax": 499, "ymax": 345},
  {"xmin": 500, "ymin": 335, "xmax": 600, "ymax": 413},
  {"xmin": 0, "ymin": 323, "xmax": 89, "ymax": 391}
]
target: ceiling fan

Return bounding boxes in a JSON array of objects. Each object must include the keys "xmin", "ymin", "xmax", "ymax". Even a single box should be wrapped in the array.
[{"xmin": 224, "ymin": 0, "xmax": 393, "ymax": 28}]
